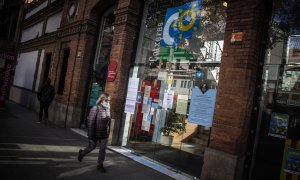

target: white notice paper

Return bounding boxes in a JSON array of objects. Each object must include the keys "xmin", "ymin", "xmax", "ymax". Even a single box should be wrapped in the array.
[
  {"xmin": 124, "ymin": 78, "xmax": 139, "ymax": 114},
  {"xmin": 176, "ymin": 94, "xmax": 189, "ymax": 115},
  {"xmin": 163, "ymin": 90, "xmax": 174, "ymax": 110}
]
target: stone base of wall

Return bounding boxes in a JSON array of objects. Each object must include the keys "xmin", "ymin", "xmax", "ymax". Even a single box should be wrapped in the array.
[
  {"xmin": 201, "ymin": 148, "xmax": 245, "ymax": 180},
  {"xmin": 49, "ymin": 101, "xmax": 82, "ymax": 128},
  {"xmin": 9, "ymin": 86, "xmax": 82, "ymax": 128},
  {"xmin": 9, "ymin": 86, "xmax": 40, "ymax": 113}
]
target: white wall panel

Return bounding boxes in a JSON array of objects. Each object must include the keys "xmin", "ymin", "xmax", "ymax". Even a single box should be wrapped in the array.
[
  {"xmin": 13, "ymin": 51, "xmax": 39, "ymax": 90},
  {"xmin": 20, "ymin": 21, "xmax": 43, "ymax": 42},
  {"xmin": 25, "ymin": 0, "xmax": 48, "ymax": 19},
  {"xmin": 45, "ymin": 12, "xmax": 62, "ymax": 33}
]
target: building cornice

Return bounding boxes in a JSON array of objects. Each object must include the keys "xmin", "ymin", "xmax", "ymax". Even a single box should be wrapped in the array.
[
  {"xmin": 18, "ymin": 32, "xmax": 57, "ymax": 50},
  {"xmin": 57, "ymin": 19, "xmax": 98, "ymax": 37},
  {"xmin": 18, "ymin": 19, "xmax": 98, "ymax": 51},
  {"xmin": 114, "ymin": 5, "xmax": 140, "ymax": 28}
]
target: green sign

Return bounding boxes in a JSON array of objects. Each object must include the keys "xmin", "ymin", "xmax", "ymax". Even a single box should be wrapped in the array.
[{"xmin": 158, "ymin": 47, "xmax": 193, "ymax": 61}]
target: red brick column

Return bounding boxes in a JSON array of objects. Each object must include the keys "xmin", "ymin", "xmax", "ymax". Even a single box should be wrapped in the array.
[
  {"xmin": 105, "ymin": 0, "xmax": 142, "ymax": 145},
  {"xmin": 201, "ymin": 0, "xmax": 266, "ymax": 179}
]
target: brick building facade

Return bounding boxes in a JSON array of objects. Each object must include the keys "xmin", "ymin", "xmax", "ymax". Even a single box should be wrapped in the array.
[{"xmin": 10, "ymin": 0, "xmax": 300, "ymax": 179}]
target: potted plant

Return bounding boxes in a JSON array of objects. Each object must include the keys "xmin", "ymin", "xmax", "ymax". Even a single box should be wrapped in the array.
[{"xmin": 160, "ymin": 108, "xmax": 186, "ymax": 146}]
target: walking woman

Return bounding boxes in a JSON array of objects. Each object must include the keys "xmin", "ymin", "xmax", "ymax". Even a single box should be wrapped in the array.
[{"xmin": 78, "ymin": 92, "xmax": 111, "ymax": 172}]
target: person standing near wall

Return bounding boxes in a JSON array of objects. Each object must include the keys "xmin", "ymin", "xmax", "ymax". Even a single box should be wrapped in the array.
[
  {"xmin": 37, "ymin": 78, "xmax": 55, "ymax": 124},
  {"xmin": 78, "ymin": 92, "xmax": 111, "ymax": 173}
]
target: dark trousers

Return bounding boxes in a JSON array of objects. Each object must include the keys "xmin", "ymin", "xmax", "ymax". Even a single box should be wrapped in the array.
[
  {"xmin": 81, "ymin": 138, "xmax": 108, "ymax": 165},
  {"xmin": 39, "ymin": 103, "xmax": 49, "ymax": 122}
]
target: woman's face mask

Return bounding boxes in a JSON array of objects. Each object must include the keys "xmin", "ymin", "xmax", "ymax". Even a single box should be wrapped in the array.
[{"xmin": 101, "ymin": 99, "xmax": 110, "ymax": 107}]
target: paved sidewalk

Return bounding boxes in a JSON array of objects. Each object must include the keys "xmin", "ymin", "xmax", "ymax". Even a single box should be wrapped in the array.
[{"xmin": 0, "ymin": 101, "xmax": 174, "ymax": 180}]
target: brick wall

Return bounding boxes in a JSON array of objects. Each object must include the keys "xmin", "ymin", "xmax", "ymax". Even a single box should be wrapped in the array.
[
  {"xmin": 200, "ymin": 0, "xmax": 267, "ymax": 179},
  {"xmin": 104, "ymin": 0, "xmax": 142, "ymax": 144},
  {"xmin": 210, "ymin": 0, "xmax": 265, "ymax": 156}
]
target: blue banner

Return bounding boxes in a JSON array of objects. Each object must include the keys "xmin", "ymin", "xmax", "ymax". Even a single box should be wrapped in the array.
[{"xmin": 161, "ymin": 1, "xmax": 202, "ymax": 46}]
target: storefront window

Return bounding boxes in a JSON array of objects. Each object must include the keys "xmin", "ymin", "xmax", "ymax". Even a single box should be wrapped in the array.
[
  {"xmin": 252, "ymin": 0, "xmax": 300, "ymax": 179},
  {"xmin": 124, "ymin": 0, "xmax": 226, "ymax": 178}
]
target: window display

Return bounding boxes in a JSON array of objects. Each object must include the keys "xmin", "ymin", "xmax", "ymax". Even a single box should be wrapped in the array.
[
  {"xmin": 251, "ymin": 0, "xmax": 300, "ymax": 179},
  {"xmin": 124, "ymin": 0, "xmax": 226, "ymax": 177}
]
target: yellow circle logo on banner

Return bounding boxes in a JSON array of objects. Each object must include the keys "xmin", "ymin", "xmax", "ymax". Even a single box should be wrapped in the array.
[{"xmin": 178, "ymin": 9, "xmax": 197, "ymax": 32}]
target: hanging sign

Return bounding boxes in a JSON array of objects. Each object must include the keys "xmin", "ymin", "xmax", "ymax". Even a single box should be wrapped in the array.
[
  {"xmin": 230, "ymin": 31, "xmax": 244, "ymax": 44},
  {"xmin": 106, "ymin": 60, "xmax": 118, "ymax": 82}
]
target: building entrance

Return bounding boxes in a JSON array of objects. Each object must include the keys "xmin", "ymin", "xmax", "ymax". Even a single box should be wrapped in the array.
[{"xmin": 83, "ymin": 8, "xmax": 115, "ymax": 126}]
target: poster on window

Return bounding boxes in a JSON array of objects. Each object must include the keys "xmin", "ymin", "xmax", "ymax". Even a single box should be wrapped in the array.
[
  {"xmin": 268, "ymin": 112, "xmax": 289, "ymax": 139},
  {"xmin": 285, "ymin": 148, "xmax": 300, "ymax": 175},
  {"xmin": 136, "ymin": 91, "xmax": 143, "ymax": 103},
  {"xmin": 176, "ymin": 94, "xmax": 189, "ymax": 115},
  {"xmin": 150, "ymin": 107, "xmax": 155, "ymax": 115},
  {"xmin": 281, "ymin": 139, "xmax": 300, "ymax": 179},
  {"xmin": 188, "ymin": 88, "xmax": 216, "ymax": 127},
  {"xmin": 141, "ymin": 114, "xmax": 151, "ymax": 132},
  {"xmin": 162, "ymin": 90, "xmax": 174, "ymax": 110},
  {"xmin": 158, "ymin": 71, "xmax": 168, "ymax": 81},
  {"xmin": 144, "ymin": 85, "xmax": 151, "ymax": 97},
  {"xmin": 287, "ymin": 35, "xmax": 300, "ymax": 64},
  {"xmin": 124, "ymin": 78, "xmax": 139, "ymax": 114},
  {"xmin": 142, "ymin": 97, "xmax": 152, "ymax": 114}
]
